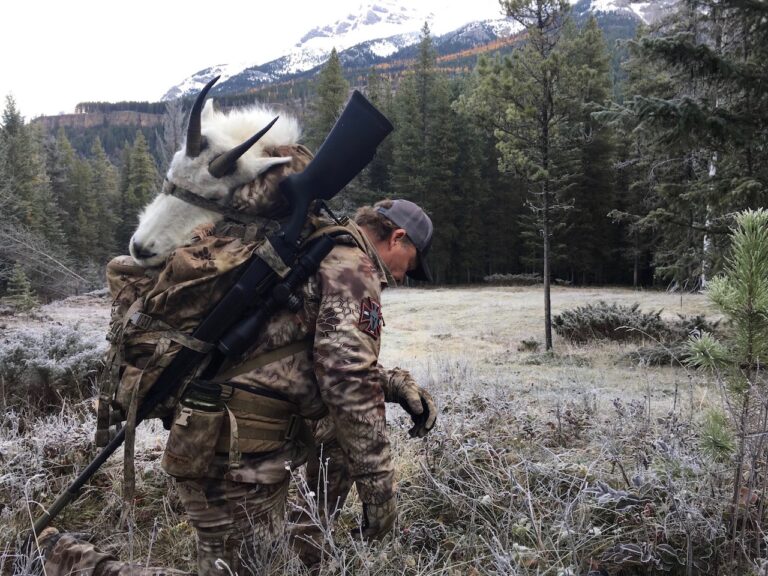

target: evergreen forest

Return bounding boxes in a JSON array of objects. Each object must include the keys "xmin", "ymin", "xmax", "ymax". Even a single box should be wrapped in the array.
[{"xmin": 1, "ymin": 0, "xmax": 767, "ymax": 303}]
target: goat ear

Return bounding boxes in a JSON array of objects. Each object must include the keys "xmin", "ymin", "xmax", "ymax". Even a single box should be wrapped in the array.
[{"xmin": 253, "ymin": 156, "xmax": 292, "ymax": 175}]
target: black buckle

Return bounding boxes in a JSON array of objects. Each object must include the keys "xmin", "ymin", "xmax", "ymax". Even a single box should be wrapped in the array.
[{"xmin": 285, "ymin": 414, "xmax": 301, "ymax": 441}]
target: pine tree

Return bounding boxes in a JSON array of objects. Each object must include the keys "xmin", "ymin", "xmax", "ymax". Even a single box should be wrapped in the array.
[
  {"xmin": 391, "ymin": 23, "xmax": 440, "ymax": 203},
  {"xmin": 558, "ymin": 17, "xmax": 617, "ymax": 284},
  {"xmin": 1, "ymin": 263, "xmax": 39, "ymax": 310},
  {"xmin": 0, "ymin": 128, "xmax": 10, "ymax": 219},
  {"xmin": 306, "ymin": 48, "xmax": 349, "ymax": 151},
  {"xmin": 67, "ymin": 157, "xmax": 97, "ymax": 263},
  {"xmin": 601, "ymin": 24, "xmax": 676, "ymax": 287},
  {"xmin": 89, "ymin": 138, "xmax": 120, "ymax": 263},
  {"xmin": 4, "ymin": 117, "xmax": 65, "ymax": 247},
  {"xmin": 117, "ymin": 132, "xmax": 159, "ymax": 251},
  {"xmin": 390, "ymin": 23, "xmax": 460, "ymax": 282},
  {"xmin": 457, "ymin": 0, "xmax": 573, "ymax": 349},
  {"xmin": 362, "ymin": 68, "xmax": 395, "ymax": 200},
  {"xmin": 1, "ymin": 96, "xmax": 40, "ymax": 224},
  {"xmin": 448, "ymin": 78, "xmax": 501, "ymax": 282},
  {"xmin": 688, "ymin": 209, "xmax": 768, "ymax": 566},
  {"xmin": 0, "ymin": 98, "xmax": 85, "ymax": 299},
  {"xmin": 605, "ymin": 0, "xmax": 768, "ymax": 288},
  {"xmin": 46, "ymin": 127, "xmax": 79, "ymax": 241},
  {"xmin": 116, "ymin": 144, "xmax": 133, "ymax": 253}
]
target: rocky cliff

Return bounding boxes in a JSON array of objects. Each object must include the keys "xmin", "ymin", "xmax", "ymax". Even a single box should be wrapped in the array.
[{"xmin": 33, "ymin": 110, "xmax": 163, "ymax": 130}]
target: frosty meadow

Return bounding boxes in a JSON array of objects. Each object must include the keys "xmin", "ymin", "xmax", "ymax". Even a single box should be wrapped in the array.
[{"xmin": 1, "ymin": 284, "xmax": 732, "ymax": 574}]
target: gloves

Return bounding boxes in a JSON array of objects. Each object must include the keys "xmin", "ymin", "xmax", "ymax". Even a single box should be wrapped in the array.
[
  {"xmin": 352, "ymin": 497, "xmax": 397, "ymax": 540},
  {"xmin": 383, "ymin": 368, "xmax": 437, "ymax": 438}
]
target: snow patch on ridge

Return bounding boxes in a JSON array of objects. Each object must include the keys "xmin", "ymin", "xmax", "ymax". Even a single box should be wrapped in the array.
[
  {"xmin": 630, "ymin": 2, "xmax": 653, "ymax": 23},
  {"xmin": 589, "ymin": 0, "xmax": 621, "ymax": 12},
  {"xmin": 369, "ymin": 39, "xmax": 404, "ymax": 58},
  {"xmin": 484, "ymin": 18, "xmax": 522, "ymax": 37}
]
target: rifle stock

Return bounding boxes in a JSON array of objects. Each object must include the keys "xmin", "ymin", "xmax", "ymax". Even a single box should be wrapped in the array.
[{"xmin": 30, "ymin": 90, "xmax": 392, "ymax": 537}]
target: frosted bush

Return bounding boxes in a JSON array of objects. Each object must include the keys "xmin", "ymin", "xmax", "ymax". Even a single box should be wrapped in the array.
[
  {"xmin": 0, "ymin": 323, "xmax": 107, "ymax": 413},
  {"xmin": 483, "ymin": 273, "xmax": 542, "ymax": 286},
  {"xmin": 552, "ymin": 301, "xmax": 667, "ymax": 343}
]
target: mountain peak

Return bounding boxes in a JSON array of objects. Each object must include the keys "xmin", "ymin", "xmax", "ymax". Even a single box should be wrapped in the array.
[
  {"xmin": 162, "ymin": 0, "xmax": 673, "ymax": 101},
  {"xmin": 298, "ymin": 1, "xmax": 429, "ymax": 46}
]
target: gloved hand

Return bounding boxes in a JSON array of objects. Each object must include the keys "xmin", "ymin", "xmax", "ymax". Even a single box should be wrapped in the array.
[
  {"xmin": 352, "ymin": 497, "xmax": 397, "ymax": 540},
  {"xmin": 383, "ymin": 368, "xmax": 437, "ymax": 438}
]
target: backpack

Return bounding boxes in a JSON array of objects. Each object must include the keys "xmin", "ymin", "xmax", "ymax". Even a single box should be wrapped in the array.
[{"xmin": 95, "ymin": 144, "xmax": 316, "ymax": 495}]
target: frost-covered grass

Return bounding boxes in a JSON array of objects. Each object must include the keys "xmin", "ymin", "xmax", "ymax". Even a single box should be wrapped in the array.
[
  {"xmin": 0, "ymin": 324, "xmax": 106, "ymax": 414},
  {"xmin": 4, "ymin": 286, "xmax": 757, "ymax": 575}
]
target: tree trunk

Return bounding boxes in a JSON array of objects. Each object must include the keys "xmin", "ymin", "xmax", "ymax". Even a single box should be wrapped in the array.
[
  {"xmin": 541, "ymin": 58, "xmax": 553, "ymax": 351},
  {"xmin": 633, "ymin": 232, "xmax": 639, "ymax": 288},
  {"xmin": 544, "ymin": 208, "xmax": 552, "ymax": 350}
]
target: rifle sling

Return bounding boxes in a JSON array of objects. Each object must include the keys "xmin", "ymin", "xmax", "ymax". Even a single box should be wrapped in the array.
[{"xmin": 214, "ymin": 336, "xmax": 314, "ymax": 382}]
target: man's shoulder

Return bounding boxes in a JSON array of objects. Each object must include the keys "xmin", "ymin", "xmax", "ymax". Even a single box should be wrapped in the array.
[
  {"xmin": 323, "ymin": 241, "xmax": 376, "ymax": 269},
  {"xmin": 317, "ymin": 243, "xmax": 381, "ymax": 294}
]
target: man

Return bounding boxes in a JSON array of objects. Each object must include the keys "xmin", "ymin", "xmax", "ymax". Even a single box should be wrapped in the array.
[{"xmin": 38, "ymin": 199, "xmax": 438, "ymax": 575}]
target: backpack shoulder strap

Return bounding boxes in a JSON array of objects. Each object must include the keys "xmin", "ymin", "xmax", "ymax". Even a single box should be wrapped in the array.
[{"xmin": 302, "ymin": 218, "xmax": 367, "ymax": 253}]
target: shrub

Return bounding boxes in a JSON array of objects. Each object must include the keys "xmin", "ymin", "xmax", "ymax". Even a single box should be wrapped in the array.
[
  {"xmin": 517, "ymin": 338, "xmax": 540, "ymax": 352},
  {"xmin": 623, "ymin": 342, "xmax": 690, "ymax": 366},
  {"xmin": 483, "ymin": 273, "xmax": 542, "ymax": 286},
  {"xmin": 624, "ymin": 314, "xmax": 721, "ymax": 365},
  {"xmin": 0, "ymin": 324, "xmax": 106, "ymax": 414},
  {"xmin": 552, "ymin": 301, "xmax": 668, "ymax": 343}
]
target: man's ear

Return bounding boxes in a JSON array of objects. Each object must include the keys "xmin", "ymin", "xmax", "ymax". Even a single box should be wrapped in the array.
[{"xmin": 391, "ymin": 228, "xmax": 408, "ymax": 247}]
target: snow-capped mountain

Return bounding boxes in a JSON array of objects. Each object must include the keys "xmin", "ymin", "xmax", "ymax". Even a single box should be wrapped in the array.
[
  {"xmin": 162, "ymin": 0, "xmax": 672, "ymax": 101},
  {"xmin": 573, "ymin": 0, "xmax": 677, "ymax": 23},
  {"xmin": 162, "ymin": 0, "xmax": 520, "ymax": 100},
  {"xmin": 163, "ymin": 1, "xmax": 439, "ymax": 100}
]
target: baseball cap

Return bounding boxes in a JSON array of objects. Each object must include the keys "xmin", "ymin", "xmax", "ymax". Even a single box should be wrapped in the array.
[{"xmin": 376, "ymin": 199, "xmax": 433, "ymax": 282}]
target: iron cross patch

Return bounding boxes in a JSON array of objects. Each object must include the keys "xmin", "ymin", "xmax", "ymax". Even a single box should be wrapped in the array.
[{"xmin": 358, "ymin": 297, "xmax": 385, "ymax": 339}]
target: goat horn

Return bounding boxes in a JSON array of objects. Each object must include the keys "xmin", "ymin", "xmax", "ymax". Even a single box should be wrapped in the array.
[
  {"xmin": 186, "ymin": 76, "xmax": 220, "ymax": 158},
  {"xmin": 208, "ymin": 116, "xmax": 280, "ymax": 178}
]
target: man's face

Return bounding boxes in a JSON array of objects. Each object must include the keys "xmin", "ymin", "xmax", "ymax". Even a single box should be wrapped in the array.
[{"xmin": 380, "ymin": 229, "xmax": 419, "ymax": 283}]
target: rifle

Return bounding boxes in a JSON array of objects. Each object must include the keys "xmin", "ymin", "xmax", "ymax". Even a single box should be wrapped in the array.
[{"xmin": 31, "ymin": 90, "xmax": 393, "ymax": 536}]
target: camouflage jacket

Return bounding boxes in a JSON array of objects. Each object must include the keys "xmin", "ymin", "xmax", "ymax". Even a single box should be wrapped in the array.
[{"xmin": 204, "ymin": 222, "xmax": 397, "ymax": 505}]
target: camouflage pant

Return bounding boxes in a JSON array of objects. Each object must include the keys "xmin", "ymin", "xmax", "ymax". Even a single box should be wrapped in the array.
[
  {"xmin": 41, "ymin": 478, "xmax": 289, "ymax": 576},
  {"xmin": 290, "ymin": 439, "xmax": 353, "ymax": 569},
  {"xmin": 176, "ymin": 476, "xmax": 289, "ymax": 575},
  {"xmin": 41, "ymin": 532, "xmax": 190, "ymax": 576},
  {"xmin": 40, "ymin": 443, "xmax": 349, "ymax": 575}
]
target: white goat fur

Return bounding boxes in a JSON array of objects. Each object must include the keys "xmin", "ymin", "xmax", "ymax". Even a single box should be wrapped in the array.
[{"xmin": 129, "ymin": 100, "xmax": 301, "ymax": 267}]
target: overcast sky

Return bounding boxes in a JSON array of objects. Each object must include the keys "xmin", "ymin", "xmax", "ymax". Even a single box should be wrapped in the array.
[{"xmin": 1, "ymin": 0, "xmax": 505, "ymax": 120}]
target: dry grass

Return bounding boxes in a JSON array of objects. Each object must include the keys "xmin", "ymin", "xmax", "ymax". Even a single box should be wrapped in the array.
[{"xmin": 3, "ymin": 286, "xmax": 757, "ymax": 575}]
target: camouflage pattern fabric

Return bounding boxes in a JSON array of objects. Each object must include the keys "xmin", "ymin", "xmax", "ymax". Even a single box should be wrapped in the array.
[
  {"xmin": 215, "ymin": 228, "xmax": 396, "ymax": 505},
  {"xmin": 101, "ymin": 233, "xmax": 262, "ymax": 428},
  {"xmin": 381, "ymin": 366, "xmax": 438, "ymax": 438},
  {"xmin": 41, "ymin": 530, "xmax": 190, "ymax": 576},
  {"xmin": 176, "ymin": 477, "xmax": 289, "ymax": 575},
  {"xmin": 105, "ymin": 256, "xmax": 159, "ymax": 323},
  {"xmin": 99, "ymin": 144, "xmax": 314, "ymax": 429},
  {"xmin": 190, "ymin": 227, "xmax": 399, "ymax": 569},
  {"xmin": 40, "ymin": 480, "xmax": 288, "ymax": 575},
  {"xmin": 230, "ymin": 144, "xmax": 314, "ymax": 218},
  {"xmin": 359, "ymin": 497, "xmax": 397, "ymax": 540},
  {"xmin": 86, "ymin": 218, "xmax": 411, "ymax": 572}
]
